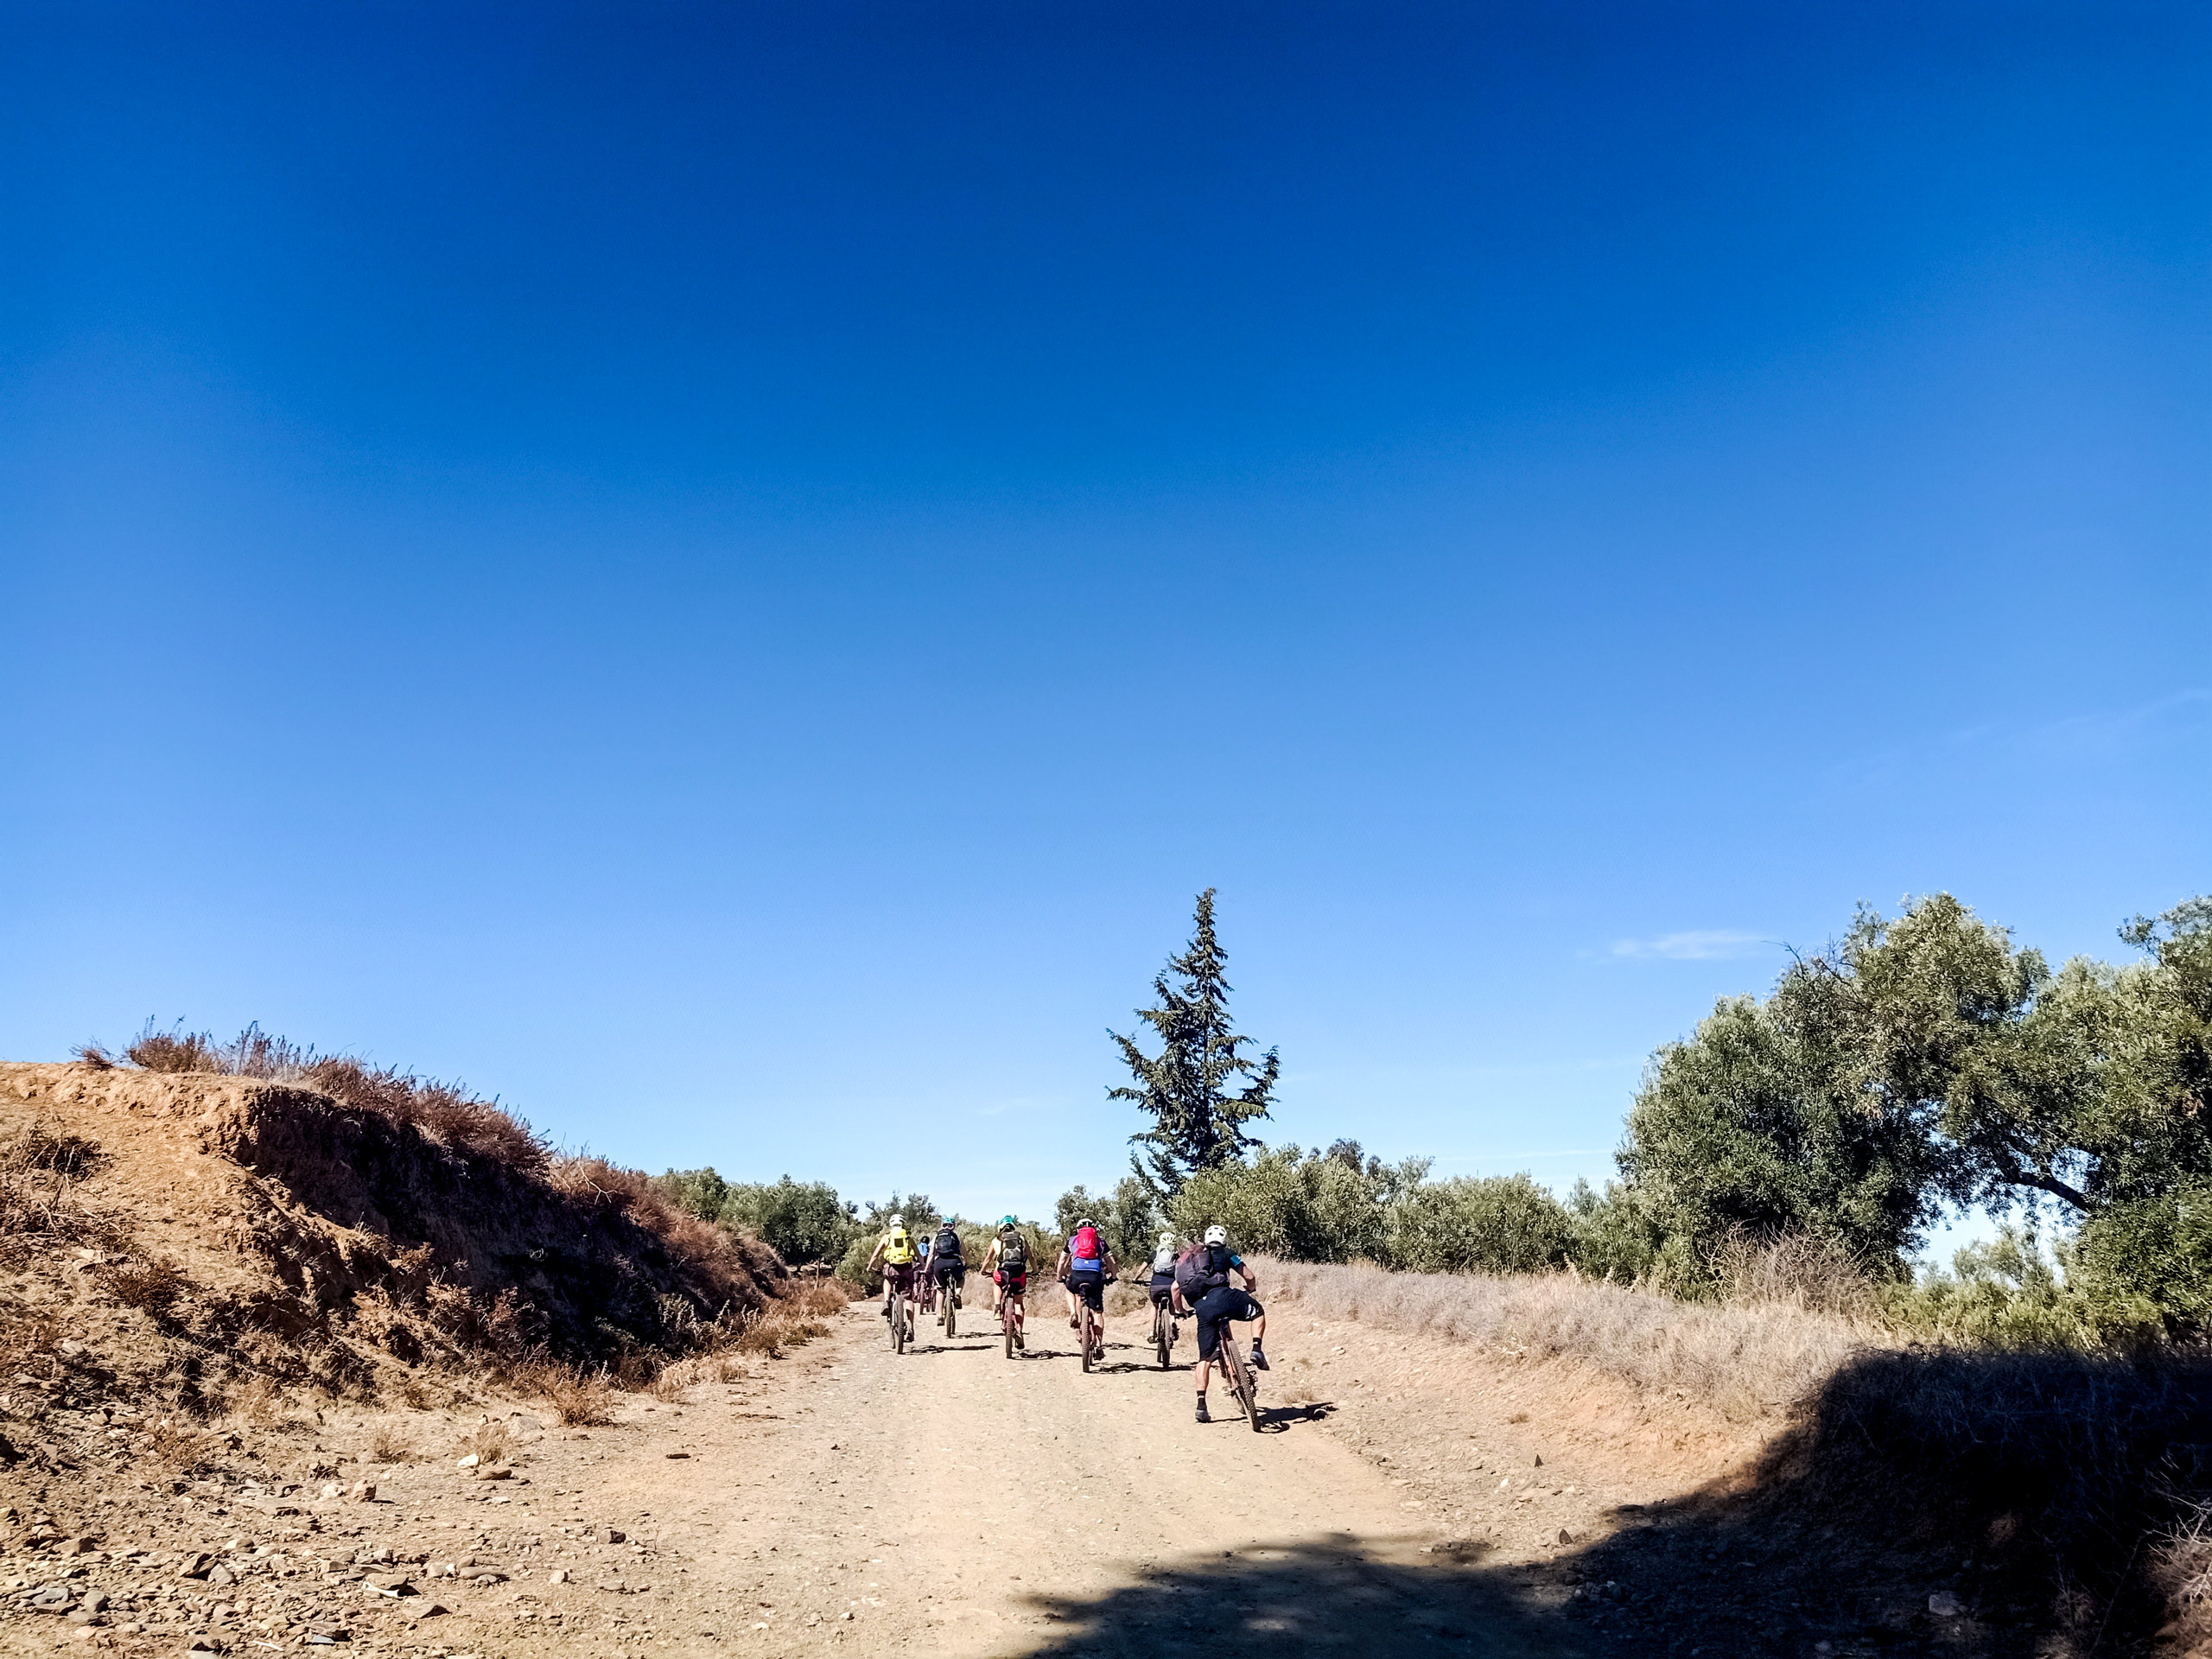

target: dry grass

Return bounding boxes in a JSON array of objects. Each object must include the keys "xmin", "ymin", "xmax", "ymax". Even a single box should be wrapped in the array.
[
  {"xmin": 465, "ymin": 1418, "xmax": 512, "ymax": 1465},
  {"xmin": 370, "ymin": 1427, "xmax": 412, "ymax": 1463},
  {"xmin": 1261, "ymin": 1255, "xmax": 1885, "ymax": 1419},
  {"xmin": 0, "ymin": 1124, "xmax": 118, "ymax": 1254},
  {"xmin": 94, "ymin": 1255, "xmax": 190, "ymax": 1316},
  {"xmin": 527, "ymin": 1361, "xmax": 620, "ymax": 1427},
  {"xmin": 2153, "ymin": 1494, "xmax": 2212, "ymax": 1649}
]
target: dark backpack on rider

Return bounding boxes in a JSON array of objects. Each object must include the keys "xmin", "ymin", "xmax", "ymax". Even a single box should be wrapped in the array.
[
  {"xmin": 935, "ymin": 1224, "xmax": 962, "ymax": 1261},
  {"xmin": 1173, "ymin": 1243, "xmax": 1230, "ymax": 1302},
  {"xmin": 999, "ymin": 1230, "xmax": 1027, "ymax": 1272}
]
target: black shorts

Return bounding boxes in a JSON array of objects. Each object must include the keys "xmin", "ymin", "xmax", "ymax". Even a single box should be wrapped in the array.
[
  {"xmin": 1149, "ymin": 1273, "xmax": 1176, "ymax": 1305},
  {"xmin": 1194, "ymin": 1285, "xmax": 1262, "ymax": 1361},
  {"xmin": 931, "ymin": 1255, "xmax": 965, "ymax": 1283},
  {"xmin": 1066, "ymin": 1269, "xmax": 1105, "ymax": 1311},
  {"xmin": 883, "ymin": 1262, "xmax": 918, "ymax": 1294}
]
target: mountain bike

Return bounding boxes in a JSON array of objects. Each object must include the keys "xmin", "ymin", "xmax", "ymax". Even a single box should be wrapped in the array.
[
  {"xmin": 1150, "ymin": 1293, "xmax": 1178, "ymax": 1370},
  {"xmin": 939, "ymin": 1270, "xmax": 959, "ymax": 1337},
  {"xmin": 887, "ymin": 1275, "xmax": 914, "ymax": 1356},
  {"xmin": 1215, "ymin": 1321, "xmax": 1261, "ymax": 1430},
  {"xmin": 1077, "ymin": 1276, "xmax": 1114, "ymax": 1373},
  {"xmin": 1000, "ymin": 1282, "xmax": 1026, "ymax": 1358}
]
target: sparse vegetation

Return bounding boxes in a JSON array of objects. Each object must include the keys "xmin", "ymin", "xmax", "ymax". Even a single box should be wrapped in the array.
[
  {"xmin": 528, "ymin": 1361, "xmax": 620, "ymax": 1426},
  {"xmin": 1263, "ymin": 1252, "xmax": 1878, "ymax": 1421}
]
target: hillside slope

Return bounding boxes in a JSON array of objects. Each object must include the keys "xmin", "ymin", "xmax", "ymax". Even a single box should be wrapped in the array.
[{"xmin": 0, "ymin": 1061, "xmax": 782, "ymax": 1415}]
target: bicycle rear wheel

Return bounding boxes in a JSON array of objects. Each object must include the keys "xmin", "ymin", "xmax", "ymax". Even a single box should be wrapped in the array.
[
  {"xmin": 1226, "ymin": 1339, "xmax": 1258, "ymax": 1427},
  {"xmin": 1155, "ymin": 1306, "xmax": 1171, "ymax": 1369},
  {"xmin": 944, "ymin": 1282, "xmax": 957, "ymax": 1337},
  {"xmin": 1080, "ymin": 1306, "xmax": 1093, "ymax": 1372},
  {"xmin": 893, "ymin": 1294, "xmax": 908, "ymax": 1355}
]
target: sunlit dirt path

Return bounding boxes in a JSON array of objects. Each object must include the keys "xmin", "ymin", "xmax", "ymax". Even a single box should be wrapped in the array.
[{"xmin": 495, "ymin": 1299, "xmax": 1580, "ymax": 1657}]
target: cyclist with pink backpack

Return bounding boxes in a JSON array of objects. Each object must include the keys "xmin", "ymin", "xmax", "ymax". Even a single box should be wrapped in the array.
[{"xmin": 1055, "ymin": 1217, "xmax": 1120, "ymax": 1333}]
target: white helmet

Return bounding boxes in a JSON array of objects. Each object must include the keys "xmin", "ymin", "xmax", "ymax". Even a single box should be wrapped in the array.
[
  {"xmin": 1077, "ymin": 1217, "xmax": 1096, "ymax": 1230},
  {"xmin": 1204, "ymin": 1224, "xmax": 1227, "ymax": 1245},
  {"xmin": 888, "ymin": 1214, "xmax": 905, "ymax": 1229},
  {"xmin": 1158, "ymin": 1230, "xmax": 1177, "ymax": 1246}
]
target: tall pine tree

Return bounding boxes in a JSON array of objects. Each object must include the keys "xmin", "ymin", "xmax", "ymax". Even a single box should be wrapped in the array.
[{"xmin": 1112, "ymin": 888, "xmax": 1280, "ymax": 1198}]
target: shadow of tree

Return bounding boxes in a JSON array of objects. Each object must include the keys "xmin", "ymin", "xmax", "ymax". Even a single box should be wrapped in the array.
[
  {"xmin": 1004, "ymin": 1346, "xmax": 2212, "ymax": 1659},
  {"xmin": 1011, "ymin": 1534, "xmax": 1580, "ymax": 1657}
]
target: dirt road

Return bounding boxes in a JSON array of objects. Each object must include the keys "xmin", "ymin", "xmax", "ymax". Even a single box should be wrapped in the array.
[
  {"xmin": 3, "ymin": 1294, "xmax": 1622, "ymax": 1659},
  {"xmin": 573, "ymin": 1294, "xmax": 1580, "ymax": 1657}
]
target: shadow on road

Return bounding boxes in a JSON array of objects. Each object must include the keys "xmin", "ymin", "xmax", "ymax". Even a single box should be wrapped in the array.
[{"xmin": 1009, "ymin": 1535, "xmax": 1580, "ymax": 1657}]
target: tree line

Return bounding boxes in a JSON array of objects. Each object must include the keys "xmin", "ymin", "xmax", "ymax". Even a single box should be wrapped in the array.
[{"xmin": 657, "ymin": 885, "xmax": 2212, "ymax": 1347}]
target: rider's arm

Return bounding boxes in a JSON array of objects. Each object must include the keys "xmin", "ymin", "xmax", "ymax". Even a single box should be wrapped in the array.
[{"xmin": 1103, "ymin": 1249, "xmax": 1121, "ymax": 1276}]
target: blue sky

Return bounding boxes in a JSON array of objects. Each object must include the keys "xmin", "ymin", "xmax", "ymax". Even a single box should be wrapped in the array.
[{"xmin": 3, "ymin": 3, "xmax": 2206, "ymax": 1249}]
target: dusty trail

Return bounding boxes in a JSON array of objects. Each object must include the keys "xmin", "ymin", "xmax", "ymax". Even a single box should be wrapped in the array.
[
  {"xmin": 2, "ymin": 1294, "xmax": 1610, "ymax": 1659},
  {"xmin": 474, "ymin": 1295, "xmax": 1583, "ymax": 1659},
  {"xmin": 604, "ymin": 1293, "xmax": 1575, "ymax": 1656}
]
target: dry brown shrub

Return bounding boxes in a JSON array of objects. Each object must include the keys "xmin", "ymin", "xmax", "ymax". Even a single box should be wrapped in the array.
[
  {"xmin": 1712, "ymin": 1231, "xmax": 1879, "ymax": 1318},
  {"xmin": 547, "ymin": 1156, "xmax": 758, "ymax": 1308},
  {"xmin": 126, "ymin": 1021, "xmax": 222, "ymax": 1072},
  {"xmin": 646, "ymin": 1368, "xmax": 687, "ymax": 1402},
  {"xmin": 465, "ymin": 1418, "xmax": 512, "ymax": 1465},
  {"xmin": 140, "ymin": 1418, "xmax": 213, "ymax": 1476},
  {"xmin": 526, "ymin": 1361, "xmax": 619, "ymax": 1427},
  {"xmin": 370, "ymin": 1427, "xmax": 411, "ymax": 1463},
  {"xmin": 307, "ymin": 1058, "xmax": 549, "ymax": 1173},
  {"xmin": 225, "ymin": 1374, "xmax": 287, "ymax": 1423},
  {"xmin": 95, "ymin": 1255, "xmax": 190, "ymax": 1317},
  {"xmin": 1262, "ymin": 1255, "xmax": 1883, "ymax": 1420},
  {"xmin": 2153, "ymin": 1493, "xmax": 2212, "ymax": 1648},
  {"xmin": 396, "ymin": 1376, "xmax": 433, "ymax": 1410},
  {"xmin": 783, "ymin": 1277, "xmax": 855, "ymax": 1318}
]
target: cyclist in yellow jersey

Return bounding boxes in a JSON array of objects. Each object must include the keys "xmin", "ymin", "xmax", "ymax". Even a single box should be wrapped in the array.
[{"xmin": 866, "ymin": 1216, "xmax": 921, "ymax": 1322}]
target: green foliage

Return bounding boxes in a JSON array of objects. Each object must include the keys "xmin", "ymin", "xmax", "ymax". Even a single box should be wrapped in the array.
[
  {"xmin": 1619, "ymin": 944, "xmax": 1947, "ymax": 1274},
  {"xmin": 1054, "ymin": 1178, "xmax": 1160, "ymax": 1262},
  {"xmin": 2070, "ymin": 1177, "xmax": 2212, "ymax": 1340},
  {"xmin": 653, "ymin": 1166, "xmax": 731, "ymax": 1223},
  {"xmin": 1612, "ymin": 891, "xmax": 2212, "ymax": 1321},
  {"xmin": 720, "ymin": 1177, "xmax": 858, "ymax": 1267},
  {"xmin": 1113, "ymin": 889, "xmax": 1280, "ymax": 1198},
  {"xmin": 651, "ymin": 1169, "xmax": 858, "ymax": 1267},
  {"xmin": 858, "ymin": 1191, "xmax": 939, "ymax": 1233},
  {"xmin": 1564, "ymin": 1178, "xmax": 1664, "ymax": 1283},
  {"xmin": 1388, "ymin": 1173, "xmax": 1575, "ymax": 1274}
]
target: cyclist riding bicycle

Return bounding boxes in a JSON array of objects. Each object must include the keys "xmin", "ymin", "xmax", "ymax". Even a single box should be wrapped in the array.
[
  {"xmin": 982, "ymin": 1217, "xmax": 1029, "ymax": 1349},
  {"xmin": 1056, "ymin": 1217, "xmax": 1119, "ymax": 1334},
  {"xmin": 866, "ymin": 1215, "xmax": 920, "ymax": 1323},
  {"xmin": 928, "ymin": 1219, "xmax": 966, "ymax": 1304},
  {"xmin": 1172, "ymin": 1224, "xmax": 1268, "ymax": 1421},
  {"xmin": 1147, "ymin": 1230, "xmax": 1182, "ymax": 1307}
]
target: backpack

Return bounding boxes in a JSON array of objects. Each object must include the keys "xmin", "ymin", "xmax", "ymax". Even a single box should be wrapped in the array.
[
  {"xmin": 1173, "ymin": 1243, "xmax": 1230, "ymax": 1301},
  {"xmin": 935, "ymin": 1224, "xmax": 962, "ymax": 1260},
  {"xmin": 998, "ymin": 1230, "xmax": 1027, "ymax": 1271},
  {"xmin": 1071, "ymin": 1224, "xmax": 1103, "ymax": 1265},
  {"xmin": 1150, "ymin": 1242, "xmax": 1177, "ymax": 1274}
]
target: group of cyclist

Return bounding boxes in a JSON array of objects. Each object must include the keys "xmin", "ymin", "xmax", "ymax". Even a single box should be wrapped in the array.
[{"xmin": 863, "ymin": 1213, "xmax": 1268, "ymax": 1421}]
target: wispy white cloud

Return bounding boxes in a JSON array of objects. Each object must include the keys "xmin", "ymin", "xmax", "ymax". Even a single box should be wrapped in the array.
[{"xmin": 1608, "ymin": 929, "xmax": 1773, "ymax": 962}]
